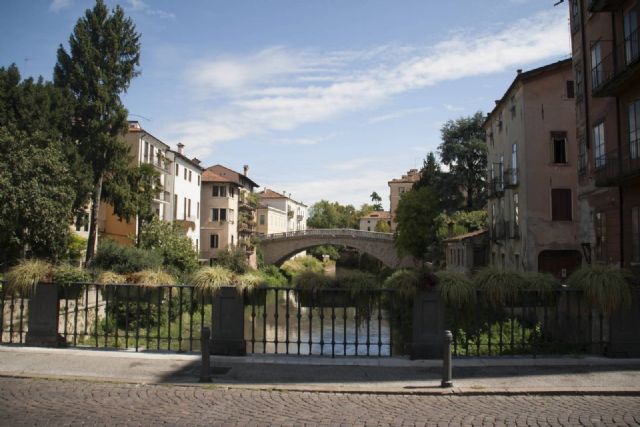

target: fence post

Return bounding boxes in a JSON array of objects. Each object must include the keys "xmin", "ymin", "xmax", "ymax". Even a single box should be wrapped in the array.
[
  {"xmin": 441, "ymin": 330, "xmax": 453, "ymax": 388},
  {"xmin": 211, "ymin": 287, "xmax": 246, "ymax": 356},
  {"xmin": 25, "ymin": 283, "xmax": 60, "ymax": 347},
  {"xmin": 410, "ymin": 289, "xmax": 445, "ymax": 359},
  {"xmin": 200, "ymin": 326, "xmax": 212, "ymax": 382}
]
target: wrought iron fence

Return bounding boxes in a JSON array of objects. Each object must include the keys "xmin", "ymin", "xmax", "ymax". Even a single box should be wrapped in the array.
[
  {"xmin": 447, "ymin": 288, "xmax": 610, "ymax": 357},
  {"xmin": 244, "ymin": 287, "xmax": 405, "ymax": 357},
  {"xmin": 0, "ymin": 282, "xmax": 29, "ymax": 344}
]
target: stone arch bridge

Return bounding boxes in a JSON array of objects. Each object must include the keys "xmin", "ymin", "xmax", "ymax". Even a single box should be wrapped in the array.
[{"xmin": 258, "ymin": 229, "xmax": 417, "ymax": 268}]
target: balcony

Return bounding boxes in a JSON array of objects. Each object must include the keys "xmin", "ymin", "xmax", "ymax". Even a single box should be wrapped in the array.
[
  {"xmin": 592, "ymin": 29, "xmax": 640, "ymax": 97},
  {"xmin": 587, "ymin": 0, "xmax": 622, "ymax": 13},
  {"xmin": 503, "ymin": 168, "xmax": 519, "ymax": 188},
  {"xmin": 594, "ymin": 147, "xmax": 640, "ymax": 186},
  {"xmin": 488, "ymin": 178, "xmax": 504, "ymax": 198}
]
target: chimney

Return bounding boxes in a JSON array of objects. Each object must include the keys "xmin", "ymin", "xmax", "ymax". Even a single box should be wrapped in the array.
[
  {"xmin": 243, "ymin": 164, "xmax": 249, "ymax": 176},
  {"xmin": 191, "ymin": 157, "xmax": 201, "ymax": 165},
  {"xmin": 517, "ymin": 69, "xmax": 522, "ymax": 75},
  {"xmin": 177, "ymin": 142, "xmax": 184, "ymax": 154}
]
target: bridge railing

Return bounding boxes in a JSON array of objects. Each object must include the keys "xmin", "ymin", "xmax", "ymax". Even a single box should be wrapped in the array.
[{"xmin": 259, "ymin": 228, "xmax": 394, "ymax": 241}]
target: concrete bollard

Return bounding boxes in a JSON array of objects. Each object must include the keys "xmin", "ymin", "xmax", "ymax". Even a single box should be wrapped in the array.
[
  {"xmin": 441, "ymin": 330, "xmax": 453, "ymax": 388},
  {"xmin": 200, "ymin": 326, "xmax": 212, "ymax": 383}
]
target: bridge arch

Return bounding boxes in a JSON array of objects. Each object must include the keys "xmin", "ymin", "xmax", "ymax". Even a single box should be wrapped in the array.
[{"xmin": 258, "ymin": 229, "xmax": 417, "ymax": 269}]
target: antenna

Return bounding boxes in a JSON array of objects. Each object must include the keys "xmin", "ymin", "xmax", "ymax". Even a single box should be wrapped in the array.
[
  {"xmin": 553, "ymin": 0, "xmax": 564, "ymax": 6},
  {"xmin": 129, "ymin": 113, "xmax": 152, "ymax": 122}
]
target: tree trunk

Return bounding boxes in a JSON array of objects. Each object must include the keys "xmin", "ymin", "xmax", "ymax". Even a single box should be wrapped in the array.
[
  {"xmin": 466, "ymin": 187, "xmax": 474, "ymax": 210},
  {"xmin": 85, "ymin": 173, "xmax": 103, "ymax": 266}
]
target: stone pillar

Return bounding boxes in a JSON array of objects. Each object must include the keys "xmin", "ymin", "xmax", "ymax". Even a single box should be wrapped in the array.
[
  {"xmin": 410, "ymin": 289, "xmax": 445, "ymax": 359},
  {"xmin": 25, "ymin": 283, "xmax": 60, "ymax": 347},
  {"xmin": 607, "ymin": 289, "xmax": 640, "ymax": 358},
  {"xmin": 211, "ymin": 286, "xmax": 246, "ymax": 356}
]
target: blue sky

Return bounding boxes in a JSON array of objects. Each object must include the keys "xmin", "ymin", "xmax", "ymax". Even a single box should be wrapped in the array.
[{"xmin": 0, "ymin": 0, "xmax": 571, "ymax": 209}]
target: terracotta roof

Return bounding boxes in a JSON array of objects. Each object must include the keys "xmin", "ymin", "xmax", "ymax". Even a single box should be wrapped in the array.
[
  {"xmin": 388, "ymin": 169, "xmax": 421, "ymax": 184},
  {"xmin": 361, "ymin": 211, "xmax": 391, "ymax": 219},
  {"xmin": 442, "ymin": 229, "xmax": 488, "ymax": 243},
  {"xmin": 205, "ymin": 164, "xmax": 259, "ymax": 188},
  {"xmin": 201, "ymin": 170, "xmax": 236, "ymax": 184},
  {"xmin": 259, "ymin": 189, "xmax": 286, "ymax": 199}
]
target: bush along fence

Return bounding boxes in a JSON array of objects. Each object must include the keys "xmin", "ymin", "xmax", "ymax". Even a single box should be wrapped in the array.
[{"xmin": 1, "ymin": 280, "xmax": 639, "ymax": 358}]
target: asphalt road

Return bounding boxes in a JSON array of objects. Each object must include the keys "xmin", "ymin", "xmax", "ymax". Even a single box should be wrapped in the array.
[{"xmin": 1, "ymin": 377, "xmax": 639, "ymax": 426}]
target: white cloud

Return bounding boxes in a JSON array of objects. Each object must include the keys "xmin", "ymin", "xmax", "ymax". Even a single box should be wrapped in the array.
[
  {"xmin": 50, "ymin": 0, "xmax": 72, "ymax": 12},
  {"xmin": 368, "ymin": 107, "xmax": 433, "ymax": 124},
  {"xmin": 167, "ymin": 9, "xmax": 570, "ymax": 159},
  {"xmin": 444, "ymin": 104, "xmax": 464, "ymax": 112},
  {"xmin": 126, "ymin": 0, "xmax": 175, "ymax": 19}
]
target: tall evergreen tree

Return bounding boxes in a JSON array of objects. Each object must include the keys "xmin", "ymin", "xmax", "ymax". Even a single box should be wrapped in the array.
[
  {"xmin": 54, "ymin": 0, "xmax": 141, "ymax": 264},
  {"xmin": 438, "ymin": 111, "xmax": 487, "ymax": 210}
]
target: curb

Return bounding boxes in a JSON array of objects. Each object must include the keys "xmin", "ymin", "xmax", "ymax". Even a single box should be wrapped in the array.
[{"xmin": 2, "ymin": 372, "xmax": 640, "ymax": 397}]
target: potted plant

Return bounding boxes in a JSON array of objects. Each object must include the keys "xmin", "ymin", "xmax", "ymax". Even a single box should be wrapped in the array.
[
  {"xmin": 5, "ymin": 259, "xmax": 52, "ymax": 297},
  {"xmin": 191, "ymin": 265, "xmax": 235, "ymax": 304}
]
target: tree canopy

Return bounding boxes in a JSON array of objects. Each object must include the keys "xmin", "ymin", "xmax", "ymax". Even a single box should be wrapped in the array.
[
  {"xmin": 393, "ymin": 186, "xmax": 440, "ymax": 262},
  {"xmin": 54, "ymin": 0, "xmax": 141, "ymax": 263},
  {"xmin": 370, "ymin": 191, "xmax": 383, "ymax": 211}
]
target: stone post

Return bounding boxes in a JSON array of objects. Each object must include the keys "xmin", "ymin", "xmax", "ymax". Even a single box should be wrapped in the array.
[
  {"xmin": 211, "ymin": 286, "xmax": 246, "ymax": 356},
  {"xmin": 410, "ymin": 289, "xmax": 445, "ymax": 359},
  {"xmin": 25, "ymin": 283, "xmax": 60, "ymax": 347},
  {"xmin": 607, "ymin": 289, "xmax": 640, "ymax": 357},
  {"xmin": 200, "ymin": 326, "xmax": 212, "ymax": 382}
]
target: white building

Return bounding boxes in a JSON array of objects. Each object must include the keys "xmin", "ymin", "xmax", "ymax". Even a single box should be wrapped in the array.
[
  {"xmin": 166, "ymin": 143, "xmax": 203, "ymax": 250},
  {"xmin": 257, "ymin": 189, "xmax": 307, "ymax": 233}
]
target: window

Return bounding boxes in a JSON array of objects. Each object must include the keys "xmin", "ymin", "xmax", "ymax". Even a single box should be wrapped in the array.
[
  {"xmin": 591, "ymin": 41, "xmax": 603, "ymax": 89},
  {"xmin": 212, "ymin": 185, "xmax": 227, "ymax": 197},
  {"xmin": 259, "ymin": 215, "xmax": 265, "ymax": 225},
  {"xmin": 399, "ymin": 187, "xmax": 405, "ymax": 194},
  {"xmin": 212, "ymin": 209, "xmax": 219, "ymax": 221},
  {"xmin": 575, "ymin": 67, "xmax": 584, "ymax": 99},
  {"xmin": 513, "ymin": 193, "xmax": 519, "ymax": 229},
  {"xmin": 175, "ymin": 163, "xmax": 179, "ymax": 175},
  {"xmin": 197, "ymin": 175, "xmax": 200, "ymax": 186},
  {"xmin": 230, "ymin": 187, "xmax": 235, "ymax": 198},
  {"xmin": 144, "ymin": 141, "xmax": 149, "ymax": 163},
  {"xmin": 183, "ymin": 197, "xmax": 187, "ymax": 220},
  {"xmin": 633, "ymin": 207, "xmax": 640, "ymax": 263},
  {"xmin": 595, "ymin": 212, "xmax": 607, "ymax": 262},
  {"xmin": 624, "ymin": 9, "xmax": 639, "ymax": 65},
  {"xmin": 566, "ymin": 80, "xmax": 575, "ymax": 99},
  {"xmin": 173, "ymin": 194, "xmax": 178, "ymax": 219},
  {"xmin": 552, "ymin": 133, "xmax": 568, "ymax": 164},
  {"xmin": 231, "ymin": 235, "xmax": 234, "ymax": 246},
  {"xmin": 187, "ymin": 198, "xmax": 191, "ymax": 218},
  {"xmin": 197, "ymin": 202, "xmax": 199, "ymax": 220},
  {"xmin": 210, "ymin": 234, "xmax": 219, "ymax": 249},
  {"xmin": 629, "ymin": 100, "xmax": 640, "ymax": 159},
  {"xmin": 571, "ymin": 0, "xmax": 580, "ymax": 32},
  {"xmin": 551, "ymin": 189, "xmax": 572, "ymax": 221},
  {"xmin": 188, "ymin": 170, "xmax": 192, "ymax": 182},
  {"xmin": 593, "ymin": 122, "xmax": 606, "ymax": 168},
  {"xmin": 184, "ymin": 168, "xmax": 187, "ymax": 180},
  {"xmin": 219, "ymin": 208, "xmax": 227, "ymax": 222},
  {"xmin": 509, "ymin": 95, "xmax": 516, "ymax": 118}
]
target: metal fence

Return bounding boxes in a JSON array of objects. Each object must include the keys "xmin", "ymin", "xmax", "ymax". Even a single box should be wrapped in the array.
[
  {"xmin": 0, "ymin": 285, "xmax": 28, "ymax": 344},
  {"xmin": 447, "ymin": 288, "xmax": 610, "ymax": 357},
  {"xmin": 244, "ymin": 287, "xmax": 404, "ymax": 357}
]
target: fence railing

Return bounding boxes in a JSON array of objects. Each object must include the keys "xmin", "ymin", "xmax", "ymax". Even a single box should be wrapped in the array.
[
  {"xmin": 447, "ymin": 288, "xmax": 609, "ymax": 357},
  {"xmin": 260, "ymin": 229, "xmax": 394, "ymax": 241},
  {"xmin": 0, "ymin": 284, "xmax": 28, "ymax": 345},
  {"xmin": 244, "ymin": 287, "xmax": 403, "ymax": 357}
]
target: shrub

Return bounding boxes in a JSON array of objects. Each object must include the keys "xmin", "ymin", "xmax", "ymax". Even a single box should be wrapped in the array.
[
  {"xmin": 473, "ymin": 267, "xmax": 526, "ymax": 306},
  {"xmin": 92, "ymin": 239, "xmax": 163, "ymax": 274},
  {"xmin": 521, "ymin": 271, "xmax": 560, "ymax": 297},
  {"xmin": 436, "ymin": 270, "xmax": 475, "ymax": 309},
  {"xmin": 281, "ymin": 255, "xmax": 324, "ymax": 279},
  {"xmin": 259, "ymin": 265, "xmax": 287, "ymax": 287},
  {"xmin": 215, "ymin": 247, "xmax": 249, "ymax": 274},
  {"xmin": 383, "ymin": 269, "xmax": 418, "ymax": 298},
  {"xmin": 139, "ymin": 219, "xmax": 199, "ymax": 276},
  {"xmin": 53, "ymin": 263, "xmax": 90, "ymax": 285},
  {"xmin": 292, "ymin": 271, "xmax": 334, "ymax": 291},
  {"xmin": 6, "ymin": 259, "xmax": 52, "ymax": 296},
  {"xmin": 567, "ymin": 265, "xmax": 631, "ymax": 313},
  {"xmin": 336, "ymin": 269, "xmax": 379, "ymax": 296}
]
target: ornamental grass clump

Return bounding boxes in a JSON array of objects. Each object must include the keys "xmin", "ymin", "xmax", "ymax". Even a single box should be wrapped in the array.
[
  {"xmin": 191, "ymin": 266, "xmax": 234, "ymax": 295},
  {"xmin": 292, "ymin": 271, "xmax": 334, "ymax": 292},
  {"xmin": 128, "ymin": 269, "xmax": 176, "ymax": 288},
  {"xmin": 383, "ymin": 269, "xmax": 419, "ymax": 299},
  {"xmin": 97, "ymin": 271, "xmax": 127, "ymax": 285},
  {"xmin": 566, "ymin": 265, "xmax": 631, "ymax": 314},
  {"xmin": 473, "ymin": 267, "xmax": 525, "ymax": 306},
  {"xmin": 236, "ymin": 271, "xmax": 264, "ymax": 292},
  {"xmin": 336, "ymin": 269, "xmax": 380, "ymax": 297},
  {"xmin": 521, "ymin": 271, "xmax": 560, "ymax": 298},
  {"xmin": 435, "ymin": 270, "xmax": 475, "ymax": 309},
  {"xmin": 6, "ymin": 259, "xmax": 52, "ymax": 296}
]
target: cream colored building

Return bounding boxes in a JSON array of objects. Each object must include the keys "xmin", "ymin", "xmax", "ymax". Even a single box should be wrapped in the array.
[
  {"xmin": 256, "ymin": 189, "xmax": 307, "ymax": 234},
  {"xmin": 388, "ymin": 169, "xmax": 420, "ymax": 232},
  {"xmin": 200, "ymin": 165, "xmax": 259, "ymax": 264},
  {"xmin": 485, "ymin": 60, "xmax": 581, "ymax": 277},
  {"xmin": 359, "ymin": 211, "xmax": 391, "ymax": 232}
]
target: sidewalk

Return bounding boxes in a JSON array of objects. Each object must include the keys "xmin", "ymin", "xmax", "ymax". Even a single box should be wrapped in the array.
[{"xmin": 1, "ymin": 345, "xmax": 639, "ymax": 395}]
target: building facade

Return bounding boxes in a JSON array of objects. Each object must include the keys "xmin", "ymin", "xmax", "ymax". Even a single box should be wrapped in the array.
[
  {"xmin": 569, "ymin": 0, "xmax": 640, "ymax": 272},
  {"xmin": 485, "ymin": 60, "xmax": 582, "ymax": 277},
  {"xmin": 256, "ymin": 189, "xmax": 307, "ymax": 234},
  {"xmin": 359, "ymin": 211, "xmax": 391, "ymax": 232},
  {"xmin": 388, "ymin": 169, "xmax": 420, "ymax": 232},
  {"xmin": 199, "ymin": 165, "xmax": 259, "ymax": 264},
  {"xmin": 443, "ymin": 230, "xmax": 489, "ymax": 276},
  {"xmin": 98, "ymin": 121, "xmax": 172, "ymax": 245},
  {"xmin": 166, "ymin": 143, "xmax": 203, "ymax": 250}
]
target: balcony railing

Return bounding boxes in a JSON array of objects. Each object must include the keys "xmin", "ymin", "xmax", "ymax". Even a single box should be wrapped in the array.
[
  {"xmin": 592, "ymin": 28, "xmax": 640, "ymax": 96},
  {"xmin": 594, "ymin": 147, "xmax": 640, "ymax": 186},
  {"xmin": 503, "ymin": 168, "xmax": 519, "ymax": 188}
]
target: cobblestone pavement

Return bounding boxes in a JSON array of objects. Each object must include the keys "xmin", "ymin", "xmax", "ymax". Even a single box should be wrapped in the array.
[{"xmin": 1, "ymin": 377, "xmax": 639, "ymax": 426}]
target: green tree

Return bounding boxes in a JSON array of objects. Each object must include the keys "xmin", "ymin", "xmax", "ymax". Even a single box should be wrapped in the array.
[
  {"xmin": 438, "ymin": 112, "xmax": 487, "ymax": 210},
  {"xmin": 394, "ymin": 186, "xmax": 440, "ymax": 263},
  {"xmin": 54, "ymin": 0, "xmax": 141, "ymax": 264},
  {"xmin": 374, "ymin": 219, "xmax": 391, "ymax": 233},
  {"xmin": 138, "ymin": 219, "xmax": 199, "ymax": 276},
  {"xmin": 370, "ymin": 191, "xmax": 383, "ymax": 211}
]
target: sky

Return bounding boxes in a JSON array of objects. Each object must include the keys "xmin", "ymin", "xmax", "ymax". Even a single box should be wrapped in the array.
[{"xmin": 0, "ymin": 0, "xmax": 572, "ymax": 210}]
